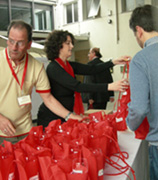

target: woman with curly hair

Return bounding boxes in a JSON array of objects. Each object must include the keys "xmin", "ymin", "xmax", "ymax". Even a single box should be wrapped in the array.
[{"xmin": 37, "ymin": 30, "xmax": 130, "ymax": 127}]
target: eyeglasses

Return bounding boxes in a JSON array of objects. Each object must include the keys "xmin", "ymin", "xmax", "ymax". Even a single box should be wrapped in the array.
[{"xmin": 8, "ymin": 38, "xmax": 27, "ymax": 47}]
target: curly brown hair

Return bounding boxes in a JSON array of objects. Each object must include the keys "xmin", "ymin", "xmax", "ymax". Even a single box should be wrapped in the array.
[{"xmin": 44, "ymin": 30, "xmax": 75, "ymax": 61}]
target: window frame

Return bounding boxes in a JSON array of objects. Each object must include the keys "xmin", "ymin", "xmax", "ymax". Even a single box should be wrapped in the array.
[
  {"xmin": 121, "ymin": 0, "xmax": 146, "ymax": 12},
  {"xmin": 151, "ymin": 0, "xmax": 158, "ymax": 7},
  {"xmin": 88, "ymin": 0, "xmax": 100, "ymax": 18},
  {"xmin": 64, "ymin": 1, "xmax": 78, "ymax": 24},
  {"xmin": 82, "ymin": 0, "xmax": 100, "ymax": 20},
  {"xmin": 34, "ymin": 3, "xmax": 53, "ymax": 31},
  {"xmin": 0, "ymin": 0, "xmax": 54, "ymax": 32}
]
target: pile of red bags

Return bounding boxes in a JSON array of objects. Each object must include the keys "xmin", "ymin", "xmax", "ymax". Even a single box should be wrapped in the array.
[{"xmin": 0, "ymin": 115, "xmax": 135, "ymax": 180}]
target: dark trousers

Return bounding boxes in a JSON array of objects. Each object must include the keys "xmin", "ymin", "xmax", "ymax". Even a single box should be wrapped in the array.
[{"xmin": 0, "ymin": 134, "xmax": 28, "ymax": 144}]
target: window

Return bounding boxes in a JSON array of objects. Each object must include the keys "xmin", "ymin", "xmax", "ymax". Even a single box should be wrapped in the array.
[
  {"xmin": 122, "ymin": 0, "xmax": 145, "ymax": 12},
  {"xmin": 88, "ymin": 0, "xmax": 100, "ymax": 18},
  {"xmin": 34, "ymin": 3, "xmax": 53, "ymax": 31},
  {"xmin": 0, "ymin": 0, "xmax": 54, "ymax": 32},
  {"xmin": 11, "ymin": 0, "xmax": 32, "ymax": 26},
  {"xmin": 152, "ymin": 0, "xmax": 158, "ymax": 7},
  {"xmin": 82, "ymin": 0, "xmax": 100, "ymax": 20},
  {"xmin": 37, "ymin": 11, "xmax": 47, "ymax": 30},
  {"xmin": 0, "ymin": 0, "xmax": 9, "ymax": 30},
  {"xmin": 65, "ymin": 2, "xmax": 78, "ymax": 24}
]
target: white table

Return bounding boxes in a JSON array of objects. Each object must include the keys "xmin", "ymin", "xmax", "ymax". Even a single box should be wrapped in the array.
[{"xmin": 104, "ymin": 130, "xmax": 150, "ymax": 180}]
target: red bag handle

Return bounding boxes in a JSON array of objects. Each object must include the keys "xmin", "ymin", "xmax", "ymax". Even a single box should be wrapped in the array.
[{"xmin": 104, "ymin": 153, "xmax": 136, "ymax": 180}]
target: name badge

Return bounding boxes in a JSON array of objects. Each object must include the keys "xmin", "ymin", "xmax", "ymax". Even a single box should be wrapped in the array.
[{"xmin": 18, "ymin": 95, "xmax": 31, "ymax": 106}]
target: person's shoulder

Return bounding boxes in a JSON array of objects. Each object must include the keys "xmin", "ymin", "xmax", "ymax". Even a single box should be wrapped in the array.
[
  {"xmin": 131, "ymin": 49, "xmax": 149, "ymax": 69},
  {"xmin": 93, "ymin": 58, "xmax": 103, "ymax": 64},
  {"xmin": 97, "ymin": 58, "xmax": 104, "ymax": 63},
  {"xmin": 0, "ymin": 49, "xmax": 7, "ymax": 64},
  {"xmin": 132, "ymin": 49, "xmax": 145, "ymax": 62},
  {"xmin": 0, "ymin": 49, "xmax": 5, "ymax": 56},
  {"xmin": 0, "ymin": 49, "xmax": 3, "ymax": 54},
  {"xmin": 27, "ymin": 53, "xmax": 45, "ymax": 68},
  {"xmin": 47, "ymin": 60, "xmax": 62, "ymax": 71},
  {"xmin": 47, "ymin": 60, "xmax": 58, "ymax": 67}
]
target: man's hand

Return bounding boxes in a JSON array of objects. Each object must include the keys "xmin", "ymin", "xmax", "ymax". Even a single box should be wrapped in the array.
[
  {"xmin": 109, "ymin": 97, "xmax": 115, "ymax": 102},
  {"xmin": 0, "ymin": 114, "xmax": 16, "ymax": 136},
  {"xmin": 89, "ymin": 99, "xmax": 94, "ymax": 105}
]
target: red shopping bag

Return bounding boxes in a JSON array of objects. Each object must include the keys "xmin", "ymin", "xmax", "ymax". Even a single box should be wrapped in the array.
[
  {"xmin": 67, "ymin": 173, "xmax": 89, "ymax": 180},
  {"xmin": 82, "ymin": 146, "xmax": 98, "ymax": 180},
  {"xmin": 6, "ymin": 160, "xmax": 28, "ymax": 180},
  {"xmin": 112, "ymin": 62, "xmax": 130, "ymax": 131},
  {"xmin": 113, "ymin": 89, "xmax": 129, "ymax": 131},
  {"xmin": 67, "ymin": 157, "xmax": 89, "ymax": 180},
  {"xmin": 45, "ymin": 119, "xmax": 62, "ymax": 136},
  {"xmin": 46, "ymin": 138, "xmax": 67, "ymax": 160},
  {"xmin": 55, "ymin": 156, "xmax": 89, "ymax": 180},
  {"xmin": 57, "ymin": 157, "xmax": 73, "ymax": 173},
  {"xmin": 134, "ymin": 117, "xmax": 149, "ymax": 139},
  {"xmin": 103, "ymin": 113, "xmax": 118, "ymax": 140},
  {"xmin": 48, "ymin": 164, "xmax": 67, "ymax": 180},
  {"xmin": 0, "ymin": 141, "xmax": 18, "ymax": 180},
  {"xmin": 92, "ymin": 149, "xmax": 104, "ymax": 180},
  {"xmin": 24, "ymin": 125, "xmax": 45, "ymax": 147},
  {"xmin": 14, "ymin": 148, "xmax": 40, "ymax": 180},
  {"xmin": 0, "ymin": 152, "xmax": 17, "ymax": 180},
  {"xmin": 119, "ymin": 87, "xmax": 131, "ymax": 105},
  {"xmin": 38, "ymin": 155, "xmax": 53, "ymax": 180},
  {"xmin": 88, "ymin": 111, "xmax": 104, "ymax": 122},
  {"xmin": 18, "ymin": 141, "xmax": 52, "ymax": 180},
  {"xmin": 114, "ymin": 105, "xmax": 128, "ymax": 131},
  {"xmin": 88, "ymin": 122, "xmax": 117, "ymax": 156},
  {"xmin": 89, "ymin": 120, "xmax": 120, "ymax": 157}
]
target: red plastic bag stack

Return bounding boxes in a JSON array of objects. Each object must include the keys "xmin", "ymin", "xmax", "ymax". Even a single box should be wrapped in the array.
[{"xmin": 0, "ymin": 115, "xmax": 136, "ymax": 180}]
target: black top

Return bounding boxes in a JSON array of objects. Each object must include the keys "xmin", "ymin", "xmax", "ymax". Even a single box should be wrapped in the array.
[
  {"xmin": 82, "ymin": 58, "xmax": 114, "ymax": 103},
  {"xmin": 37, "ymin": 60, "xmax": 114, "ymax": 127}
]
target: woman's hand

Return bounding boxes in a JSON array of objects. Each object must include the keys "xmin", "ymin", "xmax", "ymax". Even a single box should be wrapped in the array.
[
  {"xmin": 69, "ymin": 113, "xmax": 90, "ymax": 123},
  {"xmin": 108, "ymin": 79, "xmax": 129, "ymax": 92},
  {"xmin": 112, "ymin": 56, "xmax": 132, "ymax": 65},
  {"xmin": 69, "ymin": 113, "xmax": 83, "ymax": 121}
]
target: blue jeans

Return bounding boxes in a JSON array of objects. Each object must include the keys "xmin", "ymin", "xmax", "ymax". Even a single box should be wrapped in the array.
[{"xmin": 149, "ymin": 144, "xmax": 158, "ymax": 180}]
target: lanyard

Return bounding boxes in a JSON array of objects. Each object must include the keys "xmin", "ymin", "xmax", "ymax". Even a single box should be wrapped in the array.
[{"xmin": 5, "ymin": 48, "xmax": 28, "ymax": 90}]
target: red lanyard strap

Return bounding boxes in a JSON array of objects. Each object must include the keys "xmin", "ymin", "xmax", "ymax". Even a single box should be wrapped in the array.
[{"xmin": 5, "ymin": 48, "xmax": 28, "ymax": 90}]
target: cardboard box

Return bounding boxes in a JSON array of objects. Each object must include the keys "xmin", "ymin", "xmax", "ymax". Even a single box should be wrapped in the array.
[{"xmin": 84, "ymin": 109, "xmax": 113, "ymax": 115}]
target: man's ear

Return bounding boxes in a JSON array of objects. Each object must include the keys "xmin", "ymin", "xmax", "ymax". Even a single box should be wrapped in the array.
[
  {"xmin": 27, "ymin": 41, "xmax": 32, "ymax": 50},
  {"xmin": 136, "ymin": 26, "xmax": 143, "ymax": 38}
]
